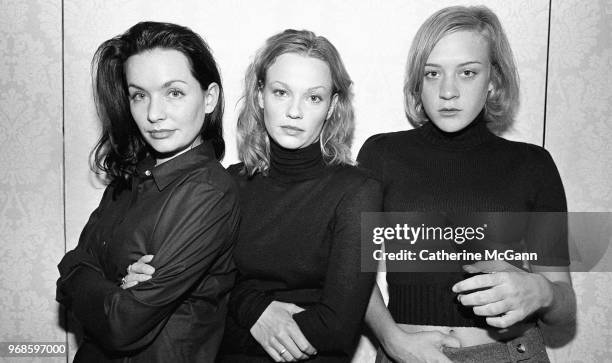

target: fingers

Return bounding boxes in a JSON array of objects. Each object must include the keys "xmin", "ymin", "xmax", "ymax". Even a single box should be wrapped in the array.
[
  {"xmin": 262, "ymin": 341, "xmax": 285, "ymax": 362},
  {"xmin": 125, "ymin": 272, "xmax": 153, "ymax": 283},
  {"xmin": 472, "ymin": 300, "xmax": 510, "ymax": 317},
  {"xmin": 276, "ymin": 302, "xmax": 305, "ymax": 315},
  {"xmin": 486, "ymin": 310, "xmax": 522, "ymax": 329},
  {"xmin": 288, "ymin": 304, "xmax": 305, "ymax": 315},
  {"xmin": 429, "ymin": 332, "xmax": 458, "ymax": 363},
  {"xmin": 287, "ymin": 324, "xmax": 317, "ymax": 356},
  {"xmin": 269, "ymin": 336, "xmax": 306, "ymax": 362},
  {"xmin": 120, "ymin": 280, "xmax": 138, "ymax": 289},
  {"xmin": 452, "ymin": 273, "xmax": 502, "ymax": 293},
  {"xmin": 438, "ymin": 332, "xmax": 461, "ymax": 349},
  {"xmin": 130, "ymin": 260, "xmax": 155, "ymax": 275},
  {"xmin": 138, "ymin": 254, "xmax": 154, "ymax": 263},
  {"xmin": 457, "ymin": 286, "xmax": 503, "ymax": 307},
  {"xmin": 463, "ymin": 260, "xmax": 518, "ymax": 274}
]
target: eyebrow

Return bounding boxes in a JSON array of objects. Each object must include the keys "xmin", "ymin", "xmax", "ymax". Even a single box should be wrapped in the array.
[
  {"xmin": 269, "ymin": 80, "xmax": 329, "ymax": 92},
  {"xmin": 127, "ymin": 80, "xmax": 188, "ymax": 90},
  {"xmin": 425, "ymin": 61, "xmax": 483, "ymax": 67}
]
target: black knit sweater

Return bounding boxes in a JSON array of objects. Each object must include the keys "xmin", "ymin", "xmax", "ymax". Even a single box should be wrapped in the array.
[
  {"xmin": 219, "ymin": 140, "xmax": 382, "ymax": 362},
  {"xmin": 357, "ymin": 115, "xmax": 568, "ymax": 327}
]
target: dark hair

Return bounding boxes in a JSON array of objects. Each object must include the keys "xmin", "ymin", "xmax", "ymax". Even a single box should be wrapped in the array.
[{"xmin": 91, "ymin": 21, "xmax": 224, "ymax": 184}]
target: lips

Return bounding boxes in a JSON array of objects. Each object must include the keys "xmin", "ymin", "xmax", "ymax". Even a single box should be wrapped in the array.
[
  {"xmin": 280, "ymin": 125, "xmax": 304, "ymax": 135},
  {"xmin": 438, "ymin": 108, "xmax": 461, "ymax": 116},
  {"xmin": 149, "ymin": 129, "xmax": 176, "ymax": 139}
]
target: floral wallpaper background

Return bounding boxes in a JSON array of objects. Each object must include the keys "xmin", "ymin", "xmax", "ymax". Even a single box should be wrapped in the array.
[{"xmin": 0, "ymin": 0, "xmax": 609, "ymax": 362}]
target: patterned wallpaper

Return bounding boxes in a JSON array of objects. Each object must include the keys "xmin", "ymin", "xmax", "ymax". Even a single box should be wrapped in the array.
[
  {"xmin": 544, "ymin": 0, "xmax": 612, "ymax": 361},
  {"xmin": 0, "ymin": 0, "xmax": 609, "ymax": 362},
  {"xmin": 0, "ymin": 0, "xmax": 65, "ymax": 362}
]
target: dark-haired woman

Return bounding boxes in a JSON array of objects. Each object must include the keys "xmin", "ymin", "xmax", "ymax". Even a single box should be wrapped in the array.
[{"xmin": 56, "ymin": 21, "xmax": 239, "ymax": 362}]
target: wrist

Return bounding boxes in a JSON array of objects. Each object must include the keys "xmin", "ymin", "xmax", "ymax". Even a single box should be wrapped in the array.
[
  {"xmin": 380, "ymin": 324, "xmax": 405, "ymax": 357},
  {"xmin": 536, "ymin": 274, "xmax": 555, "ymax": 311}
]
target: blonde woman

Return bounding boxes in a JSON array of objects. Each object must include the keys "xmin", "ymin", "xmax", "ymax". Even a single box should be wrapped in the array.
[{"xmin": 359, "ymin": 6, "xmax": 575, "ymax": 363}]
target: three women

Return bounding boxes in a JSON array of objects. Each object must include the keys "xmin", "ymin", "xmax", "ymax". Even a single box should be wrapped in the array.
[{"xmin": 61, "ymin": 5, "xmax": 575, "ymax": 363}]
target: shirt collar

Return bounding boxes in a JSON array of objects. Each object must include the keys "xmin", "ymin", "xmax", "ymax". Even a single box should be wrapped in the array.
[{"xmin": 136, "ymin": 141, "xmax": 217, "ymax": 191}]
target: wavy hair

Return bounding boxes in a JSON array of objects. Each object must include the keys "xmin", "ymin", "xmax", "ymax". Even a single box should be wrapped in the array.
[
  {"xmin": 237, "ymin": 29, "xmax": 354, "ymax": 176},
  {"xmin": 91, "ymin": 21, "xmax": 225, "ymax": 185},
  {"xmin": 404, "ymin": 5, "xmax": 520, "ymax": 134}
]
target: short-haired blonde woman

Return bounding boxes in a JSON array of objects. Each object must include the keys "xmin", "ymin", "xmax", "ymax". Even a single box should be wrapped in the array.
[
  {"xmin": 358, "ymin": 6, "xmax": 575, "ymax": 363},
  {"xmin": 218, "ymin": 29, "xmax": 382, "ymax": 362}
]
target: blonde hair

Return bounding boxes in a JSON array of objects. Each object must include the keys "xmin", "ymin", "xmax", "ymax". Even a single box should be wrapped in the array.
[
  {"xmin": 237, "ymin": 29, "xmax": 354, "ymax": 176},
  {"xmin": 404, "ymin": 5, "xmax": 520, "ymax": 134}
]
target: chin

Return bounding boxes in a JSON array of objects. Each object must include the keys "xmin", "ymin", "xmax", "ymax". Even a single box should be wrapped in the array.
[
  {"xmin": 147, "ymin": 139, "xmax": 182, "ymax": 155},
  {"xmin": 272, "ymin": 135, "xmax": 306, "ymax": 150},
  {"xmin": 431, "ymin": 119, "xmax": 471, "ymax": 133}
]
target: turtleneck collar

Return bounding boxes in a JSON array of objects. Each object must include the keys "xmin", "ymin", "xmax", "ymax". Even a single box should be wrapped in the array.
[
  {"xmin": 418, "ymin": 110, "xmax": 496, "ymax": 150},
  {"xmin": 268, "ymin": 137, "xmax": 326, "ymax": 182}
]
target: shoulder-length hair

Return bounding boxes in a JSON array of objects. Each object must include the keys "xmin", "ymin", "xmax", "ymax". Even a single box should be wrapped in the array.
[
  {"xmin": 237, "ymin": 29, "xmax": 354, "ymax": 176},
  {"xmin": 91, "ymin": 21, "xmax": 225, "ymax": 184},
  {"xmin": 404, "ymin": 5, "xmax": 520, "ymax": 134}
]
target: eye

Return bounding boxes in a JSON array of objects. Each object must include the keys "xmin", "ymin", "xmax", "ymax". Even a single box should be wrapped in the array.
[
  {"xmin": 309, "ymin": 95, "xmax": 322, "ymax": 103},
  {"xmin": 424, "ymin": 70, "xmax": 439, "ymax": 79},
  {"xmin": 168, "ymin": 88, "xmax": 184, "ymax": 98},
  {"xmin": 130, "ymin": 92, "xmax": 146, "ymax": 101},
  {"xmin": 461, "ymin": 70, "xmax": 477, "ymax": 78},
  {"xmin": 272, "ymin": 88, "xmax": 288, "ymax": 97}
]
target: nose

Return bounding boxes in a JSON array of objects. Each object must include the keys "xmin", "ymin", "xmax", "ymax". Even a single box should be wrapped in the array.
[
  {"xmin": 147, "ymin": 95, "xmax": 166, "ymax": 122},
  {"xmin": 286, "ymin": 97, "xmax": 303, "ymax": 119},
  {"xmin": 439, "ymin": 75, "xmax": 459, "ymax": 100}
]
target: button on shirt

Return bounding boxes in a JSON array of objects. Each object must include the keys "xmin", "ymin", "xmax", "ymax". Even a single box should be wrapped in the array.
[{"xmin": 57, "ymin": 142, "xmax": 239, "ymax": 362}]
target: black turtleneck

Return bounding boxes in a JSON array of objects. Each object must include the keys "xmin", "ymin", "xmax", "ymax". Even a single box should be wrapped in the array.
[
  {"xmin": 219, "ymin": 140, "xmax": 382, "ymax": 362},
  {"xmin": 268, "ymin": 137, "xmax": 327, "ymax": 181},
  {"xmin": 357, "ymin": 116, "xmax": 568, "ymax": 327}
]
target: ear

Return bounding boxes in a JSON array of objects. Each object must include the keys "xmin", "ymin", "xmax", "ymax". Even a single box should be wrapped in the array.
[
  {"xmin": 257, "ymin": 87, "xmax": 264, "ymax": 109},
  {"xmin": 488, "ymin": 81, "xmax": 494, "ymax": 93},
  {"xmin": 203, "ymin": 82, "xmax": 220, "ymax": 114},
  {"xmin": 326, "ymin": 93, "xmax": 339, "ymax": 120}
]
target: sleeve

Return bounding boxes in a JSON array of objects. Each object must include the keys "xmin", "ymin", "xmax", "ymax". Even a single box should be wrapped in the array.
[
  {"xmin": 56, "ymin": 185, "xmax": 115, "ymax": 307},
  {"xmin": 292, "ymin": 177, "xmax": 383, "ymax": 354},
  {"xmin": 526, "ymin": 148, "xmax": 570, "ymax": 266},
  {"xmin": 357, "ymin": 134, "xmax": 386, "ymax": 179},
  {"xmin": 56, "ymin": 181, "xmax": 239, "ymax": 352},
  {"xmin": 228, "ymin": 280, "xmax": 274, "ymax": 330}
]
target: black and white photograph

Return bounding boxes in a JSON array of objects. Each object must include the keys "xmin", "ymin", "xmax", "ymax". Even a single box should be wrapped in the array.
[{"xmin": 0, "ymin": 0, "xmax": 610, "ymax": 362}]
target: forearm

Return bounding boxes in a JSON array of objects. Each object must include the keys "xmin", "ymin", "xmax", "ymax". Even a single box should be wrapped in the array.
[
  {"xmin": 228, "ymin": 285, "xmax": 274, "ymax": 329},
  {"xmin": 293, "ymin": 271, "xmax": 375, "ymax": 354},
  {"xmin": 62, "ymin": 265, "xmax": 169, "ymax": 351},
  {"xmin": 538, "ymin": 277, "xmax": 576, "ymax": 326},
  {"xmin": 365, "ymin": 284, "xmax": 403, "ymax": 353}
]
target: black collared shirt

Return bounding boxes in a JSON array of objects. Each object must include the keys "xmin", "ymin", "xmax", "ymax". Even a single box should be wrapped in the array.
[{"xmin": 57, "ymin": 142, "xmax": 239, "ymax": 362}]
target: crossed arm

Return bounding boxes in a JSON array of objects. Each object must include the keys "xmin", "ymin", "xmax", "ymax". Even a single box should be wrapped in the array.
[{"xmin": 57, "ymin": 182, "xmax": 238, "ymax": 352}]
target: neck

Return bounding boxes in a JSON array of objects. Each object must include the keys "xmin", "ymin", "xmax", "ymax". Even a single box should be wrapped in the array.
[
  {"xmin": 419, "ymin": 111, "xmax": 494, "ymax": 150},
  {"xmin": 268, "ymin": 137, "xmax": 326, "ymax": 181},
  {"xmin": 155, "ymin": 137, "xmax": 202, "ymax": 166}
]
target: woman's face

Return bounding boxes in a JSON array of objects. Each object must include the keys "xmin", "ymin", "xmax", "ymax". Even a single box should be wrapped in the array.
[
  {"xmin": 421, "ymin": 30, "xmax": 493, "ymax": 132},
  {"xmin": 125, "ymin": 48, "xmax": 218, "ymax": 164},
  {"xmin": 258, "ymin": 52, "xmax": 337, "ymax": 149}
]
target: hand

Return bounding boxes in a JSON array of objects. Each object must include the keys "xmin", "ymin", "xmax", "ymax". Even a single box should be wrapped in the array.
[
  {"xmin": 383, "ymin": 325, "xmax": 460, "ymax": 363},
  {"xmin": 452, "ymin": 260, "xmax": 553, "ymax": 328},
  {"xmin": 250, "ymin": 301, "xmax": 317, "ymax": 362},
  {"xmin": 120, "ymin": 255, "xmax": 155, "ymax": 289}
]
